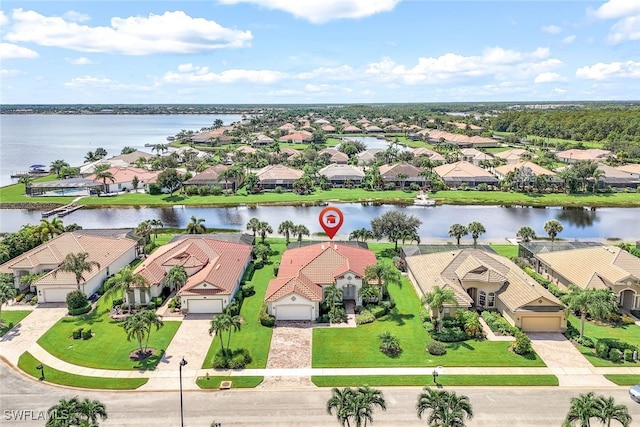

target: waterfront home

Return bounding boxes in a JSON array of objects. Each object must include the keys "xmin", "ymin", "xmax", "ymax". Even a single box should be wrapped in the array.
[
  {"xmin": 131, "ymin": 236, "xmax": 252, "ymax": 313},
  {"xmin": 86, "ymin": 166, "xmax": 159, "ymax": 193},
  {"xmin": 594, "ymin": 163, "xmax": 640, "ymax": 190},
  {"xmin": 405, "ymin": 248, "xmax": 566, "ymax": 332},
  {"xmin": 555, "ymin": 148, "xmax": 613, "ymax": 164},
  {"xmin": 321, "ymin": 124, "xmax": 337, "ymax": 132},
  {"xmin": 319, "ymin": 148, "xmax": 349, "ymax": 164},
  {"xmin": 379, "ymin": 163, "xmax": 427, "ymax": 187},
  {"xmin": 494, "ymin": 161, "xmax": 556, "ymax": 181},
  {"xmin": 80, "ymin": 158, "xmax": 129, "ymax": 176},
  {"xmin": 365, "ymin": 125, "xmax": 384, "ymax": 133},
  {"xmin": 356, "ymin": 148, "xmax": 384, "ymax": 165},
  {"xmin": 318, "ymin": 164, "xmax": 365, "ymax": 187},
  {"xmin": 424, "ymin": 130, "xmax": 498, "ymax": 148},
  {"xmin": 384, "ymin": 125, "xmax": 403, "ymax": 133},
  {"xmin": 109, "ymin": 150, "xmax": 154, "ymax": 164},
  {"xmin": 531, "ymin": 245, "xmax": 640, "ymax": 311},
  {"xmin": 433, "ymin": 161, "xmax": 498, "ymax": 188},
  {"xmin": 184, "ymin": 164, "xmax": 235, "ymax": 191},
  {"xmin": 191, "ymin": 128, "xmax": 234, "ymax": 145},
  {"xmin": 252, "ymin": 134, "xmax": 274, "ymax": 146},
  {"xmin": 265, "ymin": 242, "xmax": 377, "ymax": 321},
  {"xmin": 25, "ymin": 177, "xmax": 102, "ymax": 197},
  {"xmin": 459, "ymin": 148, "xmax": 494, "ymax": 165},
  {"xmin": 255, "ymin": 164, "xmax": 304, "ymax": 189},
  {"xmin": 493, "ymin": 149, "xmax": 537, "ymax": 165},
  {"xmin": 342, "ymin": 125, "xmax": 362, "ymax": 133},
  {"xmin": 411, "ymin": 147, "xmax": 446, "ymax": 164},
  {"xmin": 278, "ymin": 131, "xmax": 312, "ymax": 144},
  {"xmin": 0, "ymin": 230, "xmax": 137, "ymax": 303},
  {"xmin": 617, "ymin": 164, "xmax": 640, "ymax": 178}
]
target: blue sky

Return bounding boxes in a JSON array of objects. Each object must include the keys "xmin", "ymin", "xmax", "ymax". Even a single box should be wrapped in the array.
[{"xmin": 1, "ymin": 0, "xmax": 639, "ymax": 104}]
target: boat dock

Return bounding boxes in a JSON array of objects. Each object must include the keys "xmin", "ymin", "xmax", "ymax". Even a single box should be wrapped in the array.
[{"xmin": 42, "ymin": 202, "xmax": 84, "ymax": 218}]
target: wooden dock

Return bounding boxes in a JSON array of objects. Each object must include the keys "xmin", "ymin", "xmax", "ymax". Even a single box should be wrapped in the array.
[{"xmin": 42, "ymin": 202, "xmax": 84, "ymax": 218}]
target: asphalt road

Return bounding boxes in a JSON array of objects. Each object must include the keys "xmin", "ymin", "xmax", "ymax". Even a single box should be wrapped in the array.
[{"xmin": 1, "ymin": 364, "xmax": 639, "ymax": 427}]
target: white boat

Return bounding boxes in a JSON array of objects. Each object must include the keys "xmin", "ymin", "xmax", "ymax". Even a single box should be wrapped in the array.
[{"xmin": 414, "ymin": 191, "xmax": 436, "ymax": 206}]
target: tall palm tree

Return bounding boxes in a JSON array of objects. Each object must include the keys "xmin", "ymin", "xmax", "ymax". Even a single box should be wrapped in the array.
[
  {"xmin": 77, "ymin": 397, "xmax": 108, "ymax": 426},
  {"xmin": 448, "ymin": 223, "xmax": 468, "ymax": 245},
  {"xmin": 224, "ymin": 314, "xmax": 242, "ymax": 350},
  {"xmin": 257, "ymin": 221, "xmax": 273, "ymax": 243},
  {"xmin": 563, "ymin": 392, "xmax": 600, "ymax": 427},
  {"xmin": 349, "ymin": 228, "xmax": 374, "ymax": 243},
  {"xmin": 323, "ymin": 283, "xmax": 343, "ymax": 312},
  {"xmin": 103, "ymin": 265, "xmax": 147, "ymax": 310},
  {"xmin": 353, "ymin": 385, "xmax": 387, "ymax": 427},
  {"xmin": 50, "ymin": 159, "xmax": 70, "ymax": 178},
  {"xmin": 0, "ymin": 278, "xmax": 17, "ymax": 323},
  {"xmin": 164, "ymin": 265, "xmax": 188, "ymax": 292},
  {"xmin": 186, "ymin": 216, "xmax": 206, "ymax": 234},
  {"xmin": 466, "ymin": 221, "xmax": 486, "ymax": 247},
  {"xmin": 246, "ymin": 217, "xmax": 261, "ymax": 237},
  {"xmin": 278, "ymin": 220, "xmax": 296, "ymax": 245},
  {"xmin": 595, "ymin": 395, "xmax": 632, "ymax": 427},
  {"xmin": 422, "ymin": 286, "xmax": 458, "ymax": 332},
  {"xmin": 94, "ymin": 169, "xmax": 115, "ymax": 193},
  {"xmin": 39, "ymin": 216, "xmax": 64, "ymax": 241},
  {"xmin": 562, "ymin": 287, "xmax": 617, "ymax": 339},
  {"xmin": 209, "ymin": 314, "xmax": 231, "ymax": 353},
  {"xmin": 18, "ymin": 174, "xmax": 33, "ymax": 190},
  {"xmin": 293, "ymin": 224, "xmax": 310, "ymax": 242},
  {"xmin": 364, "ymin": 262, "xmax": 401, "ymax": 299},
  {"xmin": 135, "ymin": 220, "xmax": 153, "ymax": 247},
  {"xmin": 359, "ymin": 284, "xmax": 381, "ymax": 304},
  {"xmin": 148, "ymin": 219, "xmax": 163, "ymax": 240},
  {"xmin": 544, "ymin": 219, "xmax": 563, "ymax": 243},
  {"xmin": 55, "ymin": 252, "xmax": 101, "ymax": 291},
  {"xmin": 516, "ymin": 226, "xmax": 536, "ymax": 242},
  {"xmin": 417, "ymin": 387, "xmax": 473, "ymax": 427},
  {"xmin": 327, "ymin": 387, "xmax": 356, "ymax": 426},
  {"xmin": 123, "ymin": 312, "xmax": 149, "ymax": 358},
  {"xmin": 140, "ymin": 309, "xmax": 164, "ymax": 353},
  {"xmin": 47, "ymin": 396, "xmax": 108, "ymax": 427}
]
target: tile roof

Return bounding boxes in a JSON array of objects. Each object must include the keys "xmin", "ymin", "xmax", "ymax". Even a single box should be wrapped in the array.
[
  {"xmin": 494, "ymin": 161, "xmax": 556, "ymax": 177},
  {"xmin": 319, "ymin": 164, "xmax": 365, "ymax": 180},
  {"xmin": 86, "ymin": 166, "xmax": 159, "ymax": 185},
  {"xmin": 256, "ymin": 164, "xmax": 304, "ymax": 181},
  {"xmin": 278, "ymin": 131, "xmax": 312, "ymax": 142},
  {"xmin": 434, "ymin": 161, "xmax": 497, "ymax": 180},
  {"xmin": 109, "ymin": 150, "xmax": 154, "ymax": 164},
  {"xmin": 185, "ymin": 164, "xmax": 230, "ymax": 185},
  {"xmin": 617, "ymin": 164, "xmax": 640, "ymax": 176},
  {"xmin": 265, "ymin": 243, "xmax": 377, "ymax": 302},
  {"xmin": 379, "ymin": 163, "xmax": 423, "ymax": 179},
  {"xmin": 555, "ymin": 149, "xmax": 613, "ymax": 161},
  {"xmin": 133, "ymin": 237, "xmax": 252, "ymax": 296},
  {"xmin": 493, "ymin": 149, "xmax": 536, "ymax": 161}
]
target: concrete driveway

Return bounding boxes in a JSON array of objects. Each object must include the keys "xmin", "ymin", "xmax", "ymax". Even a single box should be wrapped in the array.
[{"xmin": 528, "ymin": 333, "xmax": 615, "ymax": 387}]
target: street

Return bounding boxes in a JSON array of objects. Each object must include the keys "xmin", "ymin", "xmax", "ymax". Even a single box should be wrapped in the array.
[{"xmin": 1, "ymin": 364, "xmax": 639, "ymax": 426}]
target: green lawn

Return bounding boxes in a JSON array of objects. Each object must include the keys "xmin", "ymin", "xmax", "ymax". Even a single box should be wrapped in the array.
[
  {"xmin": 18, "ymin": 352, "xmax": 148, "ymax": 389},
  {"xmin": 37, "ymin": 294, "xmax": 181, "ymax": 370},
  {"xmin": 196, "ymin": 376, "xmax": 264, "ymax": 389},
  {"xmin": 489, "ymin": 244, "xmax": 519, "ymax": 258},
  {"xmin": 604, "ymin": 375, "xmax": 640, "ymax": 386},
  {"xmin": 431, "ymin": 191, "xmax": 640, "ymax": 208},
  {"xmin": 200, "ymin": 240, "xmax": 280, "ymax": 369},
  {"xmin": 568, "ymin": 315, "xmax": 640, "ymax": 367},
  {"xmin": 0, "ymin": 310, "xmax": 32, "ymax": 336},
  {"xmin": 312, "ymin": 375, "xmax": 558, "ymax": 387}
]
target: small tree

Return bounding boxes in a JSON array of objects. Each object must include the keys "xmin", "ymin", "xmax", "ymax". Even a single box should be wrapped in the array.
[
  {"xmin": 278, "ymin": 220, "xmax": 296, "ymax": 245},
  {"xmin": 467, "ymin": 221, "xmax": 486, "ymax": 247},
  {"xmin": 422, "ymin": 286, "xmax": 458, "ymax": 332},
  {"xmin": 417, "ymin": 388, "xmax": 473, "ymax": 427},
  {"xmin": 186, "ymin": 215, "xmax": 206, "ymax": 234},
  {"xmin": 516, "ymin": 226, "xmax": 536, "ymax": 242},
  {"xmin": 0, "ymin": 277, "xmax": 17, "ymax": 323},
  {"xmin": 157, "ymin": 168, "xmax": 182, "ymax": 195},
  {"xmin": 66, "ymin": 290, "xmax": 89, "ymax": 311},
  {"xmin": 55, "ymin": 252, "xmax": 101, "ymax": 291},
  {"xmin": 544, "ymin": 219, "xmax": 563, "ymax": 243},
  {"xmin": 448, "ymin": 223, "xmax": 468, "ymax": 245},
  {"xmin": 562, "ymin": 287, "xmax": 617, "ymax": 339}
]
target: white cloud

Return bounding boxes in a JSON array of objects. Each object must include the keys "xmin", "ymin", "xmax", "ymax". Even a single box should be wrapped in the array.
[
  {"xmin": 1, "ymin": 69, "xmax": 22, "ymax": 78},
  {"xmin": 5, "ymin": 9, "xmax": 253, "ymax": 55},
  {"xmin": 554, "ymin": 88, "xmax": 567, "ymax": 94},
  {"xmin": 219, "ymin": 0, "xmax": 401, "ymax": 24},
  {"xmin": 541, "ymin": 25, "xmax": 561, "ymax": 34},
  {"xmin": 0, "ymin": 10, "xmax": 8, "ymax": 25},
  {"xmin": 591, "ymin": 0, "xmax": 640, "ymax": 19},
  {"xmin": 607, "ymin": 15, "xmax": 640, "ymax": 43},
  {"xmin": 576, "ymin": 61, "xmax": 640, "ymax": 80},
  {"xmin": 62, "ymin": 11, "xmax": 90, "ymax": 23},
  {"xmin": 64, "ymin": 75, "xmax": 153, "ymax": 91},
  {"xmin": 534, "ymin": 72, "xmax": 568, "ymax": 84},
  {"xmin": 68, "ymin": 56, "xmax": 94, "ymax": 65},
  {"xmin": 163, "ymin": 65, "xmax": 285, "ymax": 84},
  {"xmin": 562, "ymin": 35, "xmax": 576, "ymax": 44},
  {"xmin": 0, "ymin": 42, "xmax": 39, "ymax": 59}
]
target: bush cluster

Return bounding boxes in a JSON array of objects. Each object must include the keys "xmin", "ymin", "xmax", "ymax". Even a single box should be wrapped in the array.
[
  {"xmin": 69, "ymin": 304, "xmax": 92, "ymax": 316},
  {"xmin": 66, "ymin": 290, "xmax": 89, "ymax": 310},
  {"xmin": 259, "ymin": 302, "xmax": 275, "ymax": 327},
  {"xmin": 576, "ymin": 336, "xmax": 594, "ymax": 348},
  {"xmin": 72, "ymin": 328, "xmax": 83, "ymax": 339},
  {"xmin": 82, "ymin": 329, "xmax": 92, "ymax": 340},
  {"xmin": 524, "ymin": 267, "xmax": 566, "ymax": 298},
  {"xmin": 595, "ymin": 338, "xmax": 637, "ymax": 362},
  {"xmin": 481, "ymin": 310, "xmax": 516, "ymax": 336},
  {"xmin": 355, "ymin": 310, "xmax": 375, "ymax": 325},
  {"xmin": 426, "ymin": 341, "xmax": 447, "ymax": 356},
  {"xmin": 241, "ymin": 284, "xmax": 255, "ymax": 297},
  {"xmin": 511, "ymin": 330, "xmax": 533, "ymax": 355},
  {"xmin": 213, "ymin": 348, "xmax": 252, "ymax": 369}
]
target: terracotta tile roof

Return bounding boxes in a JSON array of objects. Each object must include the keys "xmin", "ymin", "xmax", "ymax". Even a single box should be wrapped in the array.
[
  {"xmin": 265, "ymin": 243, "xmax": 377, "ymax": 302},
  {"xmin": 494, "ymin": 161, "xmax": 556, "ymax": 177},
  {"xmin": 321, "ymin": 124, "xmax": 336, "ymax": 132},
  {"xmin": 185, "ymin": 164, "xmax": 231, "ymax": 185},
  {"xmin": 379, "ymin": 163, "xmax": 423, "ymax": 179},
  {"xmin": 617, "ymin": 164, "xmax": 640, "ymax": 176},
  {"xmin": 86, "ymin": 166, "xmax": 159, "ymax": 185},
  {"xmin": 319, "ymin": 164, "xmax": 365, "ymax": 180},
  {"xmin": 278, "ymin": 123, "xmax": 296, "ymax": 130},
  {"xmin": 493, "ymin": 149, "xmax": 537, "ymax": 161},
  {"xmin": 278, "ymin": 131, "xmax": 312, "ymax": 142},
  {"xmin": 556, "ymin": 149, "xmax": 613, "ymax": 161},
  {"xmin": 134, "ymin": 237, "xmax": 252, "ymax": 297},
  {"xmin": 343, "ymin": 125, "xmax": 362, "ymax": 133},
  {"xmin": 434, "ymin": 161, "xmax": 497, "ymax": 179},
  {"xmin": 256, "ymin": 164, "xmax": 304, "ymax": 182},
  {"xmin": 110, "ymin": 150, "xmax": 154, "ymax": 164},
  {"xmin": 411, "ymin": 147, "xmax": 446, "ymax": 162}
]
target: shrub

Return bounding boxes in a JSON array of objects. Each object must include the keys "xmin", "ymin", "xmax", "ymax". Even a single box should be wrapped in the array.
[
  {"xmin": 148, "ymin": 183, "xmax": 162, "ymax": 195},
  {"xmin": 511, "ymin": 331, "xmax": 533, "ymax": 355},
  {"xmin": 624, "ymin": 349, "xmax": 635, "ymax": 362},
  {"xmin": 69, "ymin": 304, "xmax": 91, "ymax": 316},
  {"xmin": 224, "ymin": 300, "xmax": 241, "ymax": 317},
  {"xmin": 576, "ymin": 336, "xmax": 594, "ymax": 348},
  {"xmin": 426, "ymin": 341, "xmax": 447, "ymax": 356},
  {"xmin": 380, "ymin": 298, "xmax": 396, "ymax": 311},
  {"xmin": 563, "ymin": 323, "xmax": 580, "ymax": 340},
  {"xmin": 419, "ymin": 307, "xmax": 431, "ymax": 323},
  {"xmin": 315, "ymin": 314, "xmax": 330, "ymax": 323},
  {"xmin": 259, "ymin": 302, "xmax": 276, "ymax": 327},
  {"xmin": 82, "ymin": 329, "xmax": 92, "ymax": 340},
  {"xmin": 481, "ymin": 311, "xmax": 516, "ymax": 336},
  {"xmin": 378, "ymin": 331, "xmax": 402, "ymax": 357},
  {"xmin": 329, "ymin": 307, "xmax": 348, "ymax": 324},
  {"xmin": 273, "ymin": 263, "xmax": 279, "ymax": 276},
  {"xmin": 241, "ymin": 284, "xmax": 255, "ymax": 297},
  {"xmin": 144, "ymin": 242, "xmax": 157, "ymax": 255},
  {"xmin": 595, "ymin": 341, "xmax": 610, "ymax": 359},
  {"xmin": 112, "ymin": 298, "xmax": 124, "ymax": 308},
  {"xmin": 274, "ymin": 186, "xmax": 283, "ymax": 194},
  {"xmin": 409, "ymin": 182, "xmax": 420, "ymax": 191},
  {"xmin": 15, "ymin": 293, "xmax": 25, "ymax": 303},
  {"xmin": 609, "ymin": 348, "xmax": 623, "ymax": 363},
  {"xmin": 619, "ymin": 315, "xmax": 636, "ymax": 325},
  {"xmin": 368, "ymin": 305, "xmax": 388, "ymax": 319},
  {"xmin": 147, "ymin": 302, "xmax": 156, "ymax": 310},
  {"xmin": 66, "ymin": 290, "xmax": 89, "ymax": 310},
  {"xmin": 30, "ymin": 297, "xmax": 38, "ymax": 305},
  {"xmin": 72, "ymin": 328, "xmax": 83, "ymax": 339},
  {"xmin": 213, "ymin": 348, "xmax": 252, "ymax": 369},
  {"xmin": 24, "ymin": 293, "xmax": 34, "ymax": 303},
  {"xmin": 355, "ymin": 310, "xmax": 375, "ymax": 325},
  {"xmin": 431, "ymin": 327, "xmax": 467, "ymax": 342}
]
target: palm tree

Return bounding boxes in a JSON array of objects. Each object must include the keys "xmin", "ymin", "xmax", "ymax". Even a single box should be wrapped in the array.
[
  {"xmin": 0, "ymin": 278, "xmax": 17, "ymax": 324},
  {"xmin": 224, "ymin": 314, "xmax": 242, "ymax": 350},
  {"xmin": 209, "ymin": 314, "xmax": 232, "ymax": 353},
  {"xmin": 164, "ymin": 265, "xmax": 188, "ymax": 292},
  {"xmin": 562, "ymin": 287, "xmax": 617, "ymax": 339},
  {"xmin": 417, "ymin": 387, "xmax": 473, "ymax": 427},
  {"xmin": 123, "ymin": 312, "xmax": 149, "ymax": 358},
  {"xmin": 595, "ymin": 395, "xmax": 632, "ymax": 427},
  {"xmin": 39, "ymin": 216, "xmax": 64, "ymax": 241},
  {"xmin": 293, "ymin": 224, "xmax": 310, "ymax": 242},
  {"xmin": 364, "ymin": 262, "xmax": 401, "ymax": 299},
  {"xmin": 246, "ymin": 217, "xmax": 261, "ymax": 237},
  {"xmin": 135, "ymin": 220, "xmax": 153, "ymax": 247},
  {"xmin": 544, "ymin": 219, "xmax": 563, "ymax": 243},
  {"xmin": 359, "ymin": 284, "xmax": 381, "ymax": 304},
  {"xmin": 253, "ymin": 243, "xmax": 271, "ymax": 264},
  {"xmin": 55, "ymin": 252, "xmax": 101, "ymax": 291},
  {"xmin": 349, "ymin": 228, "xmax": 374, "ymax": 243},
  {"xmin": 47, "ymin": 396, "xmax": 108, "ymax": 427},
  {"xmin": 516, "ymin": 226, "xmax": 536, "ymax": 242},
  {"xmin": 186, "ymin": 215, "xmax": 206, "ymax": 234},
  {"xmin": 323, "ymin": 283, "xmax": 343, "ymax": 312},
  {"xmin": 467, "ymin": 221, "xmax": 486, "ymax": 247},
  {"xmin": 103, "ymin": 265, "xmax": 147, "ymax": 310},
  {"xmin": 50, "ymin": 160, "xmax": 70, "ymax": 178},
  {"xmin": 94, "ymin": 169, "xmax": 115, "ymax": 193},
  {"xmin": 422, "ymin": 286, "xmax": 458, "ymax": 332},
  {"xmin": 327, "ymin": 387, "xmax": 356, "ymax": 426},
  {"xmin": 140, "ymin": 309, "xmax": 164, "ymax": 352},
  {"xmin": 77, "ymin": 397, "xmax": 108, "ymax": 426},
  {"xmin": 278, "ymin": 220, "xmax": 296, "ymax": 245},
  {"xmin": 18, "ymin": 174, "xmax": 33, "ymax": 190},
  {"xmin": 353, "ymin": 385, "xmax": 387, "ymax": 426},
  {"xmin": 257, "ymin": 221, "xmax": 273, "ymax": 243},
  {"xmin": 563, "ymin": 392, "xmax": 600, "ymax": 427},
  {"xmin": 448, "ymin": 223, "xmax": 468, "ymax": 245},
  {"xmin": 148, "ymin": 219, "xmax": 163, "ymax": 240}
]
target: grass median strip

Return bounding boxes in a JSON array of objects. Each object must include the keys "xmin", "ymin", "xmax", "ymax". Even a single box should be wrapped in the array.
[
  {"xmin": 0, "ymin": 310, "xmax": 32, "ymax": 336},
  {"xmin": 18, "ymin": 352, "xmax": 148, "ymax": 390},
  {"xmin": 311, "ymin": 375, "xmax": 559, "ymax": 387},
  {"xmin": 196, "ymin": 376, "xmax": 264, "ymax": 389},
  {"xmin": 604, "ymin": 375, "xmax": 640, "ymax": 386}
]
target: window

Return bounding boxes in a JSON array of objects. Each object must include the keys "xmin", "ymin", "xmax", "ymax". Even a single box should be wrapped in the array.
[
  {"xmin": 487, "ymin": 292, "xmax": 495, "ymax": 308},
  {"xmin": 478, "ymin": 291, "xmax": 486, "ymax": 307}
]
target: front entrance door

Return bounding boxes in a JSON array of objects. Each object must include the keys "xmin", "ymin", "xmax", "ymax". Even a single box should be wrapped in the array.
[{"xmin": 343, "ymin": 284, "xmax": 356, "ymax": 300}]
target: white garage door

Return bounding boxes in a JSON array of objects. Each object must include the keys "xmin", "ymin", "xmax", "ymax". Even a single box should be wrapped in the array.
[
  {"xmin": 521, "ymin": 316, "xmax": 561, "ymax": 332},
  {"xmin": 42, "ymin": 288, "xmax": 72, "ymax": 303},
  {"xmin": 187, "ymin": 299, "xmax": 223, "ymax": 314},
  {"xmin": 276, "ymin": 305, "xmax": 312, "ymax": 321}
]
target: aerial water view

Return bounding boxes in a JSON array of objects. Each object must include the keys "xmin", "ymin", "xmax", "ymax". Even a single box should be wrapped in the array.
[{"xmin": 2, "ymin": 1, "xmax": 640, "ymax": 426}]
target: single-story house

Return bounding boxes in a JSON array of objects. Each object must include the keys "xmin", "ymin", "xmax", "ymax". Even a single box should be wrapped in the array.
[
  {"xmin": 265, "ymin": 242, "xmax": 377, "ymax": 321},
  {"xmin": 384, "ymin": 125, "xmax": 403, "ymax": 133},
  {"xmin": 80, "ymin": 159, "xmax": 130, "ymax": 176},
  {"xmin": 533, "ymin": 245, "xmax": 640, "ymax": 310},
  {"xmin": 255, "ymin": 164, "xmax": 304, "ymax": 189},
  {"xmin": 555, "ymin": 149, "xmax": 613, "ymax": 164},
  {"xmin": 593, "ymin": 163, "xmax": 640, "ymax": 189},
  {"xmin": 411, "ymin": 147, "xmax": 446, "ymax": 163},
  {"xmin": 356, "ymin": 148, "xmax": 384, "ymax": 165},
  {"xmin": 319, "ymin": 164, "xmax": 365, "ymax": 187},
  {"xmin": 379, "ymin": 163, "xmax": 427, "ymax": 187},
  {"xmin": 313, "ymin": 118, "xmax": 330, "ymax": 125},
  {"xmin": 278, "ymin": 131, "xmax": 312, "ymax": 143},
  {"xmin": 109, "ymin": 150, "xmax": 154, "ymax": 164},
  {"xmin": 278, "ymin": 123, "xmax": 296, "ymax": 135},
  {"xmin": 184, "ymin": 164, "xmax": 235, "ymax": 191},
  {"xmin": 131, "ymin": 236, "xmax": 253, "ymax": 313},
  {"xmin": 405, "ymin": 248, "xmax": 566, "ymax": 332},
  {"xmin": 433, "ymin": 161, "xmax": 498, "ymax": 188},
  {"xmin": 617, "ymin": 164, "xmax": 640, "ymax": 178},
  {"xmin": 342, "ymin": 125, "xmax": 362, "ymax": 133},
  {"xmin": 494, "ymin": 161, "xmax": 556, "ymax": 181},
  {"xmin": 253, "ymin": 134, "xmax": 274, "ymax": 146},
  {"xmin": 191, "ymin": 128, "xmax": 234, "ymax": 145},
  {"xmin": 319, "ymin": 148, "xmax": 349, "ymax": 164},
  {"xmin": 86, "ymin": 166, "xmax": 160, "ymax": 194},
  {"xmin": 365, "ymin": 125, "xmax": 384, "ymax": 133},
  {"xmin": 321, "ymin": 124, "xmax": 337, "ymax": 132},
  {"xmin": 459, "ymin": 148, "xmax": 494, "ymax": 165},
  {"xmin": 0, "ymin": 231, "xmax": 138, "ymax": 302},
  {"xmin": 493, "ymin": 149, "xmax": 537, "ymax": 165},
  {"xmin": 425, "ymin": 130, "xmax": 498, "ymax": 148}
]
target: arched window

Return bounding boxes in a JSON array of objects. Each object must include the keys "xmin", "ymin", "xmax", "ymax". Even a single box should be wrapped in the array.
[
  {"xmin": 487, "ymin": 292, "xmax": 495, "ymax": 308},
  {"xmin": 478, "ymin": 291, "xmax": 486, "ymax": 307}
]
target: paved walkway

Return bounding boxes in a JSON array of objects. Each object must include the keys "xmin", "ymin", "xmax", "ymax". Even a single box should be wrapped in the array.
[{"xmin": 528, "ymin": 333, "xmax": 616, "ymax": 387}]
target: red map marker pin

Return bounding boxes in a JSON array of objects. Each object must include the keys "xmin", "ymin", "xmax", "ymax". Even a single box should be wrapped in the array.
[{"xmin": 319, "ymin": 206, "xmax": 344, "ymax": 240}]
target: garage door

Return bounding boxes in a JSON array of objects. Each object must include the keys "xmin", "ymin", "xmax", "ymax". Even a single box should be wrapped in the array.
[
  {"xmin": 187, "ymin": 299, "xmax": 223, "ymax": 314},
  {"xmin": 276, "ymin": 305, "xmax": 312, "ymax": 321},
  {"xmin": 521, "ymin": 316, "xmax": 561, "ymax": 332},
  {"xmin": 42, "ymin": 288, "xmax": 72, "ymax": 303}
]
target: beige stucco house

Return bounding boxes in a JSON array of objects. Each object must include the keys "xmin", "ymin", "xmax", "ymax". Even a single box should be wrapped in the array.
[{"xmin": 405, "ymin": 249, "xmax": 566, "ymax": 332}]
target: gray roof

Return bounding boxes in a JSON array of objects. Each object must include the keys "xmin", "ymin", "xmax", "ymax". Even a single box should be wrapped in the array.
[{"xmin": 29, "ymin": 178, "xmax": 102, "ymax": 189}]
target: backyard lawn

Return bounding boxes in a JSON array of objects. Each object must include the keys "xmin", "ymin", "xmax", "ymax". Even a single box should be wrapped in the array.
[
  {"xmin": 200, "ymin": 239, "xmax": 280, "ymax": 369},
  {"xmin": 489, "ymin": 244, "xmax": 519, "ymax": 259},
  {"xmin": 18, "ymin": 352, "xmax": 148, "ymax": 389},
  {"xmin": 37, "ymin": 294, "xmax": 181, "ymax": 370},
  {"xmin": 0, "ymin": 310, "xmax": 32, "ymax": 336},
  {"xmin": 568, "ymin": 315, "xmax": 640, "ymax": 367}
]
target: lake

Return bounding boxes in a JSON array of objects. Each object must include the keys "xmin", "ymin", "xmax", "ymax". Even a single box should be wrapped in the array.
[{"xmin": 2, "ymin": 204, "xmax": 639, "ymax": 240}]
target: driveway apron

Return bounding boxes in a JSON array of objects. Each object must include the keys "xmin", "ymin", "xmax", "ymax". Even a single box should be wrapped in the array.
[
  {"xmin": 528, "ymin": 333, "xmax": 616, "ymax": 387},
  {"xmin": 261, "ymin": 322, "xmax": 314, "ymax": 388}
]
